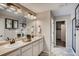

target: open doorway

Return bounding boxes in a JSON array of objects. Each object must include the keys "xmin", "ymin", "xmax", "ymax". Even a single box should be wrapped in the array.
[{"xmin": 56, "ymin": 21, "xmax": 66, "ymax": 47}]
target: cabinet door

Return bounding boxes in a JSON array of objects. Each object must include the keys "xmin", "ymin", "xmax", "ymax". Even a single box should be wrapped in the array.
[
  {"xmin": 22, "ymin": 44, "xmax": 32, "ymax": 56},
  {"xmin": 33, "ymin": 41, "xmax": 40, "ymax": 56},
  {"xmin": 22, "ymin": 48, "xmax": 32, "ymax": 56},
  {"xmin": 39, "ymin": 39, "xmax": 43, "ymax": 53},
  {"xmin": 6, "ymin": 49, "xmax": 21, "ymax": 56}
]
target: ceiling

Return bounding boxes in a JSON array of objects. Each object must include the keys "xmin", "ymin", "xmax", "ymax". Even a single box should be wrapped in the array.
[{"xmin": 20, "ymin": 3, "xmax": 68, "ymax": 13}]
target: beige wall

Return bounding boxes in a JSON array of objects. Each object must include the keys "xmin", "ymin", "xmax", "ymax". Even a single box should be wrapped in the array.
[{"xmin": 37, "ymin": 11, "xmax": 51, "ymax": 54}]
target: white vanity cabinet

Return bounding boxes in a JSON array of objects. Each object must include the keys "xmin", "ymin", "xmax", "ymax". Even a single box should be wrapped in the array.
[
  {"xmin": 22, "ymin": 44, "xmax": 32, "ymax": 56},
  {"xmin": 3, "ymin": 37, "xmax": 43, "ymax": 56},
  {"xmin": 6, "ymin": 49, "xmax": 21, "ymax": 56},
  {"xmin": 39, "ymin": 38, "xmax": 43, "ymax": 53},
  {"xmin": 32, "ymin": 38, "xmax": 43, "ymax": 56},
  {"xmin": 32, "ymin": 40, "xmax": 40, "ymax": 56}
]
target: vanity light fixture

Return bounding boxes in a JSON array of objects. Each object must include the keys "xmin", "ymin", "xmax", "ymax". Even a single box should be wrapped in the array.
[
  {"xmin": 0, "ymin": 3, "xmax": 8, "ymax": 8},
  {"xmin": 24, "ymin": 12, "xmax": 30, "ymax": 19},
  {"xmin": 6, "ymin": 3, "xmax": 23, "ymax": 15},
  {"xmin": 0, "ymin": 3, "xmax": 8, "ymax": 10},
  {"xmin": 8, "ymin": 5, "xmax": 17, "ymax": 12},
  {"xmin": 6, "ymin": 4, "xmax": 17, "ymax": 12},
  {"xmin": 0, "ymin": 3, "xmax": 36, "ymax": 20},
  {"xmin": 0, "ymin": 3, "xmax": 14, "ymax": 12},
  {"xmin": 25, "ymin": 13, "xmax": 37, "ymax": 20},
  {"xmin": 14, "ymin": 9, "xmax": 22, "ymax": 15}
]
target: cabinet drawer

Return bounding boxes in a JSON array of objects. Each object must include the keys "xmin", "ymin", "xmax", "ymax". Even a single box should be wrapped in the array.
[{"xmin": 22, "ymin": 44, "xmax": 32, "ymax": 52}]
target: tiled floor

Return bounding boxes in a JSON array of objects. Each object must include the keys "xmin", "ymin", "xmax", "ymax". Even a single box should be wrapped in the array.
[
  {"xmin": 50, "ymin": 47, "xmax": 75, "ymax": 56},
  {"xmin": 56, "ymin": 39, "xmax": 65, "ymax": 47},
  {"xmin": 39, "ymin": 47, "xmax": 75, "ymax": 56}
]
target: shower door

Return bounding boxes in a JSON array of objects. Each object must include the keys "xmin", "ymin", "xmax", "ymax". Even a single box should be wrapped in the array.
[{"xmin": 72, "ymin": 18, "xmax": 76, "ymax": 53}]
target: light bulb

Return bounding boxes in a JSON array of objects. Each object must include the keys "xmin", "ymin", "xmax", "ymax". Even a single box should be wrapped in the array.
[
  {"xmin": 34, "ymin": 16, "xmax": 37, "ymax": 19},
  {"xmin": 31, "ymin": 15, "xmax": 34, "ymax": 20},
  {"xmin": 9, "ymin": 5, "xmax": 16, "ymax": 12},
  {"xmin": 27, "ymin": 13, "xmax": 31, "ymax": 19},
  {"xmin": 17, "ymin": 8, "xmax": 22, "ymax": 13}
]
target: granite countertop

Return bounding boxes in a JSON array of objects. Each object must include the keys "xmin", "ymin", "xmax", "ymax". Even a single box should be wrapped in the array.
[{"xmin": 0, "ymin": 36, "xmax": 43, "ymax": 56}]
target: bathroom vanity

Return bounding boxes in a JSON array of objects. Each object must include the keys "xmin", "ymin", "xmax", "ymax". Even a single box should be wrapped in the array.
[{"xmin": 0, "ymin": 36, "xmax": 44, "ymax": 56}]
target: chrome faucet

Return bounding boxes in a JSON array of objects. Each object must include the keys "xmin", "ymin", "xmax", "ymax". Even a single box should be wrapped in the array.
[
  {"xmin": 10, "ymin": 39, "xmax": 15, "ymax": 44},
  {"xmin": 7, "ymin": 37, "xmax": 15, "ymax": 44}
]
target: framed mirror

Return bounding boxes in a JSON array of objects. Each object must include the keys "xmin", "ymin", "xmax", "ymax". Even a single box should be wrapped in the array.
[
  {"xmin": 5, "ymin": 18, "xmax": 12, "ymax": 29},
  {"xmin": 12, "ymin": 20, "xmax": 18, "ymax": 29}
]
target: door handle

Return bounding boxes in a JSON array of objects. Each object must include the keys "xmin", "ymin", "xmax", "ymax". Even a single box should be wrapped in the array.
[{"xmin": 74, "ymin": 34, "xmax": 76, "ymax": 36}]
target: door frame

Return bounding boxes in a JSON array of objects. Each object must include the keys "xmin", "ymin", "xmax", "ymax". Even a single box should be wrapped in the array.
[
  {"xmin": 54, "ymin": 20, "xmax": 67, "ymax": 48},
  {"xmin": 72, "ymin": 18, "xmax": 76, "ymax": 53}
]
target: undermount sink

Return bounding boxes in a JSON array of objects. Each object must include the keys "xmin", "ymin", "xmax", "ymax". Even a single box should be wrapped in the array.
[{"xmin": 3, "ymin": 41, "xmax": 22, "ymax": 49}]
